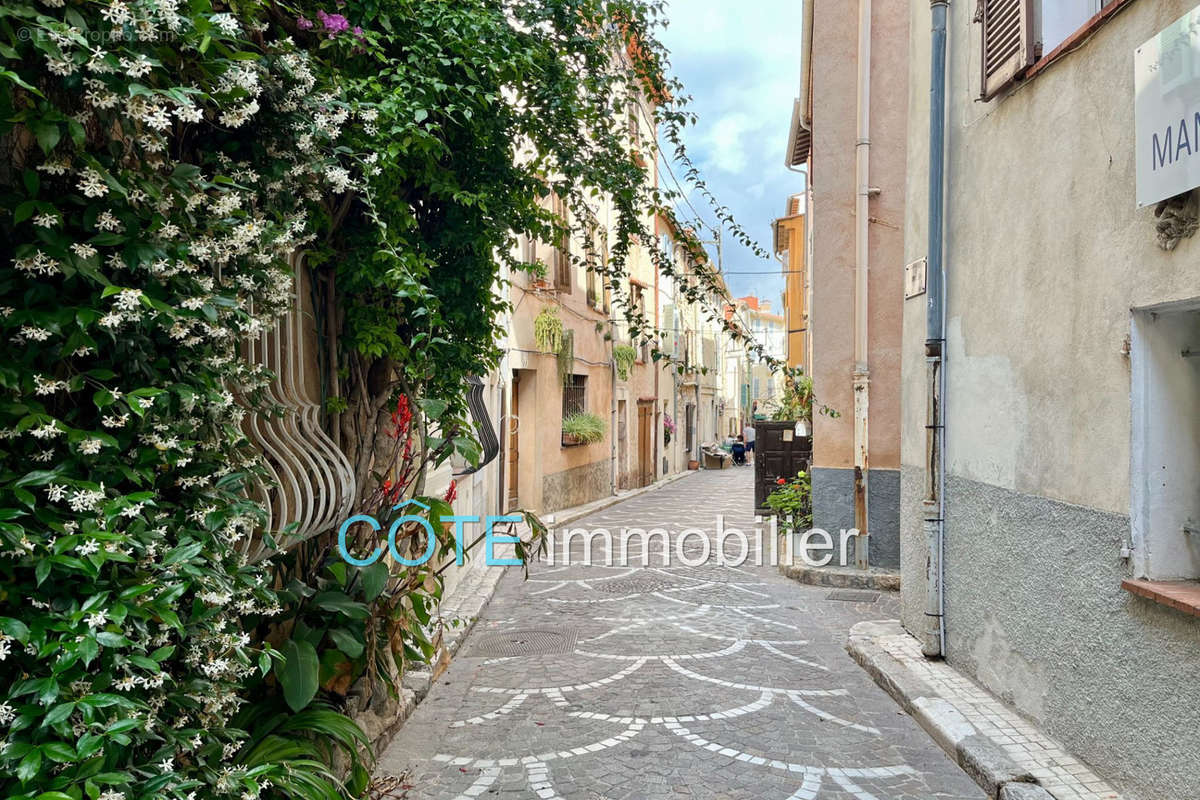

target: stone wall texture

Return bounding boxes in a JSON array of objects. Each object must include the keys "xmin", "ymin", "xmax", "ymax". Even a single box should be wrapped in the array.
[{"xmin": 541, "ymin": 458, "xmax": 610, "ymax": 514}]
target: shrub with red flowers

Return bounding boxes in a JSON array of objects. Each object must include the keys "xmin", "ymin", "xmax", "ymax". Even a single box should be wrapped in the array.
[{"xmin": 765, "ymin": 470, "xmax": 813, "ymax": 531}]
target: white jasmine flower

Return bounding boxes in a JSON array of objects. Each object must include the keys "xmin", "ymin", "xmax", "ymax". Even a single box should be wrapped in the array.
[
  {"xmin": 30, "ymin": 422, "xmax": 63, "ymax": 439},
  {"xmin": 85, "ymin": 46, "xmax": 111, "ymax": 73},
  {"xmin": 68, "ymin": 486, "xmax": 106, "ymax": 512},
  {"xmin": 47, "ymin": 57, "xmax": 77, "ymax": 77},
  {"xmin": 77, "ymin": 168, "xmax": 109, "ymax": 198},
  {"xmin": 78, "ymin": 541, "xmax": 101, "ymax": 558},
  {"xmin": 33, "ymin": 213, "xmax": 58, "ymax": 228},
  {"xmin": 100, "ymin": 0, "xmax": 131, "ymax": 25},
  {"xmin": 37, "ymin": 159, "xmax": 70, "ymax": 176},
  {"xmin": 175, "ymin": 104, "xmax": 202, "ymax": 124},
  {"xmin": 78, "ymin": 438, "xmax": 103, "ymax": 455},
  {"xmin": 95, "ymin": 211, "xmax": 123, "ymax": 232},
  {"xmin": 84, "ymin": 609, "xmax": 106, "ymax": 627},
  {"xmin": 113, "ymin": 288, "xmax": 142, "ymax": 312},
  {"xmin": 210, "ymin": 12, "xmax": 240, "ymax": 36},
  {"xmin": 18, "ymin": 326, "xmax": 52, "ymax": 342},
  {"xmin": 33, "ymin": 375, "xmax": 68, "ymax": 395},
  {"xmin": 71, "ymin": 242, "xmax": 98, "ymax": 259}
]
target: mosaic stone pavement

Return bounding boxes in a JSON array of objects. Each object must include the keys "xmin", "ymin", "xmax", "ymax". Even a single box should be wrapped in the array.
[{"xmin": 376, "ymin": 468, "xmax": 984, "ymax": 800}]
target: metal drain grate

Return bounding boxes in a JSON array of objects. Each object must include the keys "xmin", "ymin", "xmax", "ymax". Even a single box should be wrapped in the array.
[
  {"xmin": 826, "ymin": 589, "xmax": 880, "ymax": 603},
  {"xmin": 464, "ymin": 628, "xmax": 578, "ymax": 658},
  {"xmin": 593, "ymin": 574, "xmax": 677, "ymax": 594}
]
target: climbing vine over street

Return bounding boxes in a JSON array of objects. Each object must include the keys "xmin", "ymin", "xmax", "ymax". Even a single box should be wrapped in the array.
[{"xmin": 0, "ymin": 0, "xmax": 775, "ymax": 798}]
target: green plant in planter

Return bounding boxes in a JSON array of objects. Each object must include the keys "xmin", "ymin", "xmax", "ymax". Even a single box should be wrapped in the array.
[
  {"xmin": 562, "ymin": 412, "xmax": 607, "ymax": 444},
  {"xmin": 534, "ymin": 307, "xmax": 565, "ymax": 354},
  {"xmin": 613, "ymin": 344, "xmax": 637, "ymax": 380},
  {"xmin": 765, "ymin": 470, "xmax": 813, "ymax": 531}
]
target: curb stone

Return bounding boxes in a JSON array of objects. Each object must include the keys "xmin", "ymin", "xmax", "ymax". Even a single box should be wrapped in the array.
[
  {"xmin": 846, "ymin": 620, "xmax": 1049, "ymax": 800},
  {"xmin": 1000, "ymin": 783, "xmax": 1058, "ymax": 800},
  {"xmin": 956, "ymin": 735, "xmax": 1037, "ymax": 798},
  {"xmin": 782, "ymin": 563, "xmax": 900, "ymax": 591}
]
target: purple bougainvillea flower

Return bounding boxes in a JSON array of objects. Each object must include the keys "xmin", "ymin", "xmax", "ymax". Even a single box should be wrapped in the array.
[
  {"xmin": 317, "ymin": 9, "xmax": 350, "ymax": 36},
  {"xmin": 296, "ymin": 15, "xmax": 314, "ymax": 29}
]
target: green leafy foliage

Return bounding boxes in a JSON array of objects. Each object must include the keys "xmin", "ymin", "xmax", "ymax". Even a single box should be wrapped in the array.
[
  {"xmin": 534, "ymin": 308, "xmax": 565, "ymax": 355},
  {"xmin": 561, "ymin": 412, "xmax": 607, "ymax": 444},
  {"xmin": 764, "ymin": 367, "xmax": 839, "ymax": 423},
  {"xmin": 0, "ymin": 0, "xmax": 750, "ymax": 796},
  {"xmin": 765, "ymin": 470, "xmax": 813, "ymax": 532},
  {"xmin": 613, "ymin": 344, "xmax": 637, "ymax": 381}
]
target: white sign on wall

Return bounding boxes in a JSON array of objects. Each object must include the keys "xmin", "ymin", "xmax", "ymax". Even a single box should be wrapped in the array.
[{"xmin": 1135, "ymin": 6, "xmax": 1200, "ymax": 208}]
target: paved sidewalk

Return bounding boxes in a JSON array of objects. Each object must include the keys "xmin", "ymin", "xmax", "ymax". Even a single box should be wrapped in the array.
[
  {"xmin": 848, "ymin": 622, "xmax": 1122, "ymax": 800},
  {"xmin": 376, "ymin": 468, "xmax": 983, "ymax": 799}
]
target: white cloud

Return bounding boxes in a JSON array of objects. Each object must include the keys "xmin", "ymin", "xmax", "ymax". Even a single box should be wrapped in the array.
[
  {"xmin": 657, "ymin": 0, "xmax": 805, "ymax": 299},
  {"xmin": 701, "ymin": 113, "xmax": 754, "ymax": 174}
]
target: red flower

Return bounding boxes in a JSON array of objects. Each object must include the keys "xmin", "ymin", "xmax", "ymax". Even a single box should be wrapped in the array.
[
  {"xmin": 390, "ymin": 395, "xmax": 413, "ymax": 440},
  {"xmin": 776, "ymin": 477, "xmax": 786, "ymax": 485},
  {"xmin": 443, "ymin": 480, "xmax": 457, "ymax": 504}
]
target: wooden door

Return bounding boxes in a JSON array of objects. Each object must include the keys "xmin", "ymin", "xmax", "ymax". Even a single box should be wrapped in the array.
[
  {"xmin": 507, "ymin": 374, "xmax": 520, "ymax": 510},
  {"xmin": 754, "ymin": 421, "xmax": 812, "ymax": 511},
  {"xmin": 637, "ymin": 401, "xmax": 654, "ymax": 488},
  {"xmin": 617, "ymin": 399, "xmax": 628, "ymax": 489}
]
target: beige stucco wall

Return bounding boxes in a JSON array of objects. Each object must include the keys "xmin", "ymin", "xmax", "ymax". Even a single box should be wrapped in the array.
[
  {"xmin": 809, "ymin": 0, "xmax": 908, "ymax": 472},
  {"xmin": 902, "ymin": 0, "xmax": 1200, "ymax": 514},
  {"xmin": 508, "ymin": 255, "xmax": 615, "ymax": 514},
  {"xmin": 900, "ymin": 3, "xmax": 1200, "ymax": 798}
]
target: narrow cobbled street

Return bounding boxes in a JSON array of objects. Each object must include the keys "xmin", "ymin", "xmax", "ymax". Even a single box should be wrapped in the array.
[{"xmin": 377, "ymin": 468, "xmax": 983, "ymax": 799}]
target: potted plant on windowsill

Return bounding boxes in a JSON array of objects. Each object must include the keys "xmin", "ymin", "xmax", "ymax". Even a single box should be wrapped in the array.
[{"xmin": 562, "ymin": 411, "xmax": 606, "ymax": 447}]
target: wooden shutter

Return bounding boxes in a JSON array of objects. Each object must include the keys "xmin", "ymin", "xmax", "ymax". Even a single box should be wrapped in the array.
[
  {"xmin": 980, "ymin": 0, "xmax": 1038, "ymax": 100},
  {"xmin": 552, "ymin": 195, "xmax": 571, "ymax": 290}
]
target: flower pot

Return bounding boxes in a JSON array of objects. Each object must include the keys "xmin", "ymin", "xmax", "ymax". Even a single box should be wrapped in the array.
[{"xmin": 687, "ymin": 459, "xmax": 699, "ymax": 470}]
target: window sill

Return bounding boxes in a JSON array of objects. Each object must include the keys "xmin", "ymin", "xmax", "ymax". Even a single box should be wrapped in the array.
[{"xmin": 1121, "ymin": 578, "xmax": 1200, "ymax": 618}]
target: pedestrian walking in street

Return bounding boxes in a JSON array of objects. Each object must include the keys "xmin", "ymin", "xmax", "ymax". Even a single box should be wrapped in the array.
[{"xmin": 742, "ymin": 422, "xmax": 756, "ymax": 463}]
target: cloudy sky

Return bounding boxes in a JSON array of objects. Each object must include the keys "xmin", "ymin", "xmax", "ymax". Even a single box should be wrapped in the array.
[{"xmin": 656, "ymin": 0, "xmax": 806, "ymax": 309}]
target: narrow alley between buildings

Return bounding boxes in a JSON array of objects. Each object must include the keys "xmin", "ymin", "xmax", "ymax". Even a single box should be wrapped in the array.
[{"xmin": 375, "ymin": 469, "xmax": 983, "ymax": 800}]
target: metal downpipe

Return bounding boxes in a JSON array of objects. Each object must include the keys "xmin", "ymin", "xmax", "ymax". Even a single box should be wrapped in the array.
[
  {"xmin": 923, "ymin": 0, "xmax": 949, "ymax": 659},
  {"xmin": 852, "ymin": 0, "xmax": 872, "ymax": 570}
]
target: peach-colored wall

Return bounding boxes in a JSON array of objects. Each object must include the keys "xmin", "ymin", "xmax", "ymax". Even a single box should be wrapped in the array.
[
  {"xmin": 779, "ymin": 214, "xmax": 807, "ymax": 370},
  {"xmin": 509, "ymin": 258, "xmax": 614, "ymax": 513},
  {"xmin": 809, "ymin": 0, "xmax": 907, "ymax": 471}
]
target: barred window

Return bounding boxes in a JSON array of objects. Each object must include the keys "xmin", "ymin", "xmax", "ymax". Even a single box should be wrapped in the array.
[{"xmin": 562, "ymin": 374, "xmax": 586, "ymax": 419}]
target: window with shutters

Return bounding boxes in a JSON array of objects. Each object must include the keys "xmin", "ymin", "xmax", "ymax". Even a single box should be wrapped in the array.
[
  {"xmin": 551, "ymin": 193, "xmax": 571, "ymax": 290},
  {"xmin": 980, "ymin": 0, "xmax": 1118, "ymax": 99},
  {"xmin": 631, "ymin": 284, "xmax": 649, "ymax": 362},
  {"xmin": 586, "ymin": 227, "xmax": 601, "ymax": 310},
  {"xmin": 979, "ymin": 0, "xmax": 1038, "ymax": 99},
  {"xmin": 602, "ymin": 241, "xmax": 611, "ymax": 312}
]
